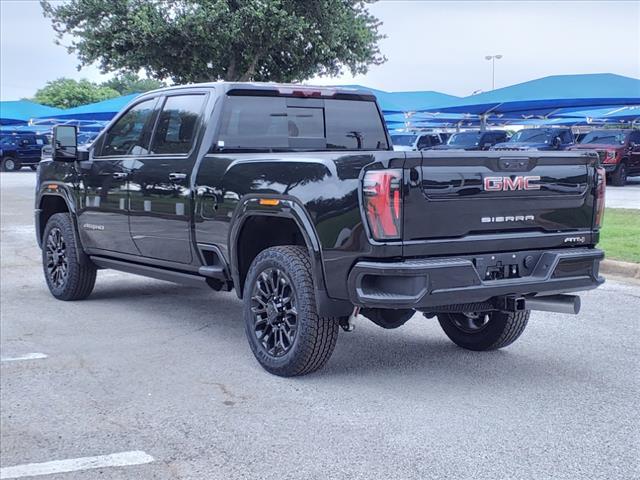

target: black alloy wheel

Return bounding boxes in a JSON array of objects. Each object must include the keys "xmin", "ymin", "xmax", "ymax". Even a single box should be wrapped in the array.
[
  {"xmin": 45, "ymin": 227, "xmax": 69, "ymax": 289},
  {"xmin": 243, "ymin": 245, "xmax": 339, "ymax": 376},
  {"xmin": 251, "ymin": 267, "xmax": 298, "ymax": 358},
  {"xmin": 41, "ymin": 213, "xmax": 96, "ymax": 300},
  {"xmin": 449, "ymin": 311, "xmax": 491, "ymax": 333}
]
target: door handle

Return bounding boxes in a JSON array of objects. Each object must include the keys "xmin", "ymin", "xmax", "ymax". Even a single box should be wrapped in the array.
[
  {"xmin": 112, "ymin": 172, "xmax": 128, "ymax": 179},
  {"xmin": 169, "ymin": 172, "xmax": 187, "ymax": 181}
]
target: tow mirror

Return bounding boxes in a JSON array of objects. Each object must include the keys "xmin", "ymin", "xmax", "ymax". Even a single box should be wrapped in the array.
[{"xmin": 52, "ymin": 125, "xmax": 78, "ymax": 162}]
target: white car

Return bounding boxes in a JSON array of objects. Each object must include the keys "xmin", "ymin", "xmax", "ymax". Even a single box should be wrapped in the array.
[{"xmin": 390, "ymin": 132, "xmax": 448, "ymax": 151}]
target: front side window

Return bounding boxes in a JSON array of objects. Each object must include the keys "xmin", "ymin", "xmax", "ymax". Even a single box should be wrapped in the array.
[
  {"xmin": 215, "ymin": 95, "xmax": 388, "ymax": 152},
  {"xmin": 150, "ymin": 94, "xmax": 204, "ymax": 155},
  {"xmin": 98, "ymin": 99, "xmax": 157, "ymax": 157}
]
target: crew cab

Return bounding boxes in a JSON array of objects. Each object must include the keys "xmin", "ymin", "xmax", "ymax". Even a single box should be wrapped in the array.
[
  {"xmin": 569, "ymin": 129, "xmax": 640, "ymax": 186},
  {"xmin": 492, "ymin": 128, "xmax": 574, "ymax": 151},
  {"xmin": 390, "ymin": 131, "xmax": 447, "ymax": 151},
  {"xmin": 1, "ymin": 133, "xmax": 50, "ymax": 171},
  {"xmin": 36, "ymin": 83, "xmax": 605, "ymax": 376},
  {"xmin": 431, "ymin": 130, "xmax": 508, "ymax": 151}
]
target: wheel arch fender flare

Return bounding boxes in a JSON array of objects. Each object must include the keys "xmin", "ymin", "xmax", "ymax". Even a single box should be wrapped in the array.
[
  {"xmin": 228, "ymin": 194, "xmax": 326, "ymax": 297},
  {"xmin": 36, "ymin": 185, "xmax": 90, "ymax": 266}
]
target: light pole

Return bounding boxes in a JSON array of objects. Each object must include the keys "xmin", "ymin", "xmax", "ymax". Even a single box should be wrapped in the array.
[{"xmin": 485, "ymin": 54, "xmax": 503, "ymax": 90}]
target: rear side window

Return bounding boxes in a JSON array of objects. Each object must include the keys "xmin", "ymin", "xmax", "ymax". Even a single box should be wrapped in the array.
[
  {"xmin": 151, "ymin": 94, "xmax": 204, "ymax": 155},
  {"xmin": 215, "ymin": 96, "xmax": 388, "ymax": 152},
  {"xmin": 98, "ymin": 99, "xmax": 158, "ymax": 157}
]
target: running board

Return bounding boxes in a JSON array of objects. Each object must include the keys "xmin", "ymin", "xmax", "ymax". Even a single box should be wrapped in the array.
[{"xmin": 90, "ymin": 256, "xmax": 209, "ymax": 287}]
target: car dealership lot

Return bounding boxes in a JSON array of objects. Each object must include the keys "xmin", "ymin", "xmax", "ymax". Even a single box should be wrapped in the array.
[{"xmin": 1, "ymin": 171, "xmax": 639, "ymax": 480}]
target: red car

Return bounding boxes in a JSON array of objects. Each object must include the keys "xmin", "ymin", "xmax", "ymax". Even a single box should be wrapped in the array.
[{"xmin": 569, "ymin": 129, "xmax": 640, "ymax": 186}]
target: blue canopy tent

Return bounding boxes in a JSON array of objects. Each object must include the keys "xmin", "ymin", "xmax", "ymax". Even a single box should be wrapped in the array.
[
  {"xmin": 43, "ymin": 93, "xmax": 139, "ymax": 121},
  {"xmin": 551, "ymin": 105, "xmax": 640, "ymax": 124},
  {"xmin": 419, "ymin": 74, "xmax": 640, "ymax": 127},
  {"xmin": 0, "ymin": 101, "xmax": 64, "ymax": 125},
  {"xmin": 332, "ymin": 84, "xmax": 460, "ymax": 114}
]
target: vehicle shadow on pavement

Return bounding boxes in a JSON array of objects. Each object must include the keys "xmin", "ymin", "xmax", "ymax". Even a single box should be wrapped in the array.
[{"xmin": 81, "ymin": 279, "xmax": 562, "ymax": 384}]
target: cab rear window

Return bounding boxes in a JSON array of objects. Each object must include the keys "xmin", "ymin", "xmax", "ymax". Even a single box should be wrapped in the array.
[{"xmin": 214, "ymin": 96, "xmax": 388, "ymax": 152}]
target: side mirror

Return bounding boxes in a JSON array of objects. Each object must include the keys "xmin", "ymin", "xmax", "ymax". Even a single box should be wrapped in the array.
[
  {"xmin": 629, "ymin": 141, "xmax": 637, "ymax": 150},
  {"xmin": 20, "ymin": 139, "xmax": 29, "ymax": 146},
  {"xmin": 552, "ymin": 136, "xmax": 562, "ymax": 148},
  {"xmin": 483, "ymin": 142, "xmax": 493, "ymax": 149},
  {"xmin": 52, "ymin": 125, "xmax": 78, "ymax": 162}
]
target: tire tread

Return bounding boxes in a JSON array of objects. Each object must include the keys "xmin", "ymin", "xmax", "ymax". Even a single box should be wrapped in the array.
[{"xmin": 244, "ymin": 245, "xmax": 338, "ymax": 376}]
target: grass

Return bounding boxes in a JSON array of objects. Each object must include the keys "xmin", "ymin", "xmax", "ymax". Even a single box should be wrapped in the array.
[{"xmin": 599, "ymin": 208, "xmax": 640, "ymax": 263}]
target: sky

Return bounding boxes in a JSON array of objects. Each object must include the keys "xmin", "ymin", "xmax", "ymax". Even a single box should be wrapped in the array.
[{"xmin": 1, "ymin": 0, "xmax": 639, "ymax": 101}]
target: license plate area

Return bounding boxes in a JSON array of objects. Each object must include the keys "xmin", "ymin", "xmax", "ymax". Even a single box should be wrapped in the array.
[{"xmin": 472, "ymin": 251, "xmax": 542, "ymax": 281}]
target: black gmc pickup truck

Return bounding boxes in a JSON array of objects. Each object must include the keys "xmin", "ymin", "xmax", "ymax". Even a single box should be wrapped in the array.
[{"xmin": 36, "ymin": 83, "xmax": 605, "ymax": 376}]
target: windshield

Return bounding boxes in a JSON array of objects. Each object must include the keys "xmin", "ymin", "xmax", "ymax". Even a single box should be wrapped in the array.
[
  {"xmin": 447, "ymin": 132, "xmax": 481, "ymax": 146},
  {"xmin": 580, "ymin": 131, "xmax": 626, "ymax": 145},
  {"xmin": 510, "ymin": 129, "xmax": 554, "ymax": 144},
  {"xmin": 390, "ymin": 134, "xmax": 417, "ymax": 146}
]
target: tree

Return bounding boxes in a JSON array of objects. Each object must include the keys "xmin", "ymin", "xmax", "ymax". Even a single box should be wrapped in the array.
[
  {"xmin": 40, "ymin": 0, "xmax": 385, "ymax": 84},
  {"xmin": 101, "ymin": 72, "xmax": 165, "ymax": 95},
  {"xmin": 33, "ymin": 78, "xmax": 120, "ymax": 109}
]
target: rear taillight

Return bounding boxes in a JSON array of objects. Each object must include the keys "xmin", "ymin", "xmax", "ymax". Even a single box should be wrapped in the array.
[
  {"xmin": 594, "ymin": 166, "xmax": 606, "ymax": 228},
  {"xmin": 363, "ymin": 169, "xmax": 402, "ymax": 240}
]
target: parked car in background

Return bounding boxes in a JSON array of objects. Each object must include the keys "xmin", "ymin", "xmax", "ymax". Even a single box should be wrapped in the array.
[
  {"xmin": 431, "ymin": 130, "xmax": 509, "ymax": 151},
  {"xmin": 492, "ymin": 128, "xmax": 574, "ymax": 151},
  {"xmin": 574, "ymin": 132, "xmax": 589, "ymax": 144},
  {"xmin": 568, "ymin": 129, "xmax": 640, "ymax": 186},
  {"xmin": 391, "ymin": 131, "xmax": 447, "ymax": 151},
  {"xmin": 0, "ymin": 133, "xmax": 50, "ymax": 171},
  {"xmin": 77, "ymin": 131, "xmax": 100, "ymax": 145}
]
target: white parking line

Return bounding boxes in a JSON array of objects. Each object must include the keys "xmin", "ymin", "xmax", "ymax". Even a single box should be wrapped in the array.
[
  {"xmin": 0, "ymin": 451, "xmax": 155, "ymax": 479},
  {"xmin": 0, "ymin": 353, "xmax": 48, "ymax": 363}
]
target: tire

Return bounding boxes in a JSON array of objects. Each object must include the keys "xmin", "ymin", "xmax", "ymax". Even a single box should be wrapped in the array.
[
  {"xmin": 437, "ymin": 310, "xmax": 530, "ymax": 351},
  {"xmin": 610, "ymin": 162, "xmax": 627, "ymax": 186},
  {"xmin": 42, "ymin": 213, "xmax": 97, "ymax": 301},
  {"xmin": 1, "ymin": 156, "xmax": 20, "ymax": 172},
  {"xmin": 243, "ymin": 245, "xmax": 339, "ymax": 377}
]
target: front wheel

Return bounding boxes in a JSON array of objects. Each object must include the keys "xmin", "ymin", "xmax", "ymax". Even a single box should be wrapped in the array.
[
  {"xmin": 42, "ymin": 213, "xmax": 97, "ymax": 300},
  {"xmin": 1, "ymin": 156, "xmax": 20, "ymax": 172},
  {"xmin": 243, "ymin": 246, "xmax": 339, "ymax": 377},
  {"xmin": 437, "ymin": 310, "xmax": 530, "ymax": 351},
  {"xmin": 610, "ymin": 162, "xmax": 627, "ymax": 186}
]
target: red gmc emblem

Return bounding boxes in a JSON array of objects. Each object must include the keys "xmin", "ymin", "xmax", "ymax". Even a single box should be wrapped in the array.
[{"xmin": 483, "ymin": 175, "xmax": 541, "ymax": 191}]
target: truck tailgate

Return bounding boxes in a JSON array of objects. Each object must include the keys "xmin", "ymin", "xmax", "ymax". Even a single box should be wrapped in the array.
[{"xmin": 403, "ymin": 151, "xmax": 597, "ymax": 242}]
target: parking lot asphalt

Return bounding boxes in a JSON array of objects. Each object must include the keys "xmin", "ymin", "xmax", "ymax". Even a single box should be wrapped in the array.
[
  {"xmin": 1, "ymin": 171, "xmax": 639, "ymax": 480},
  {"xmin": 605, "ymin": 175, "xmax": 640, "ymax": 209}
]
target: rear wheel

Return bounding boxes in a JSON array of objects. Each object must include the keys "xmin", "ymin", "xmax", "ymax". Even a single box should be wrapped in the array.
[
  {"xmin": 243, "ymin": 246, "xmax": 339, "ymax": 377},
  {"xmin": 610, "ymin": 162, "xmax": 627, "ymax": 186},
  {"xmin": 437, "ymin": 310, "xmax": 530, "ymax": 351},
  {"xmin": 1, "ymin": 156, "xmax": 20, "ymax": 172},
  {"xmin": 42, "ymin": 213, "xmax": 97, "ymax": 301}
]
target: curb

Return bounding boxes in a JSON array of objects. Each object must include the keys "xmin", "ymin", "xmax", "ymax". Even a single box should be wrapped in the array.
[{"xmin": 600, "ymin": 259, "xmax": 640, "ymax": 280}]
